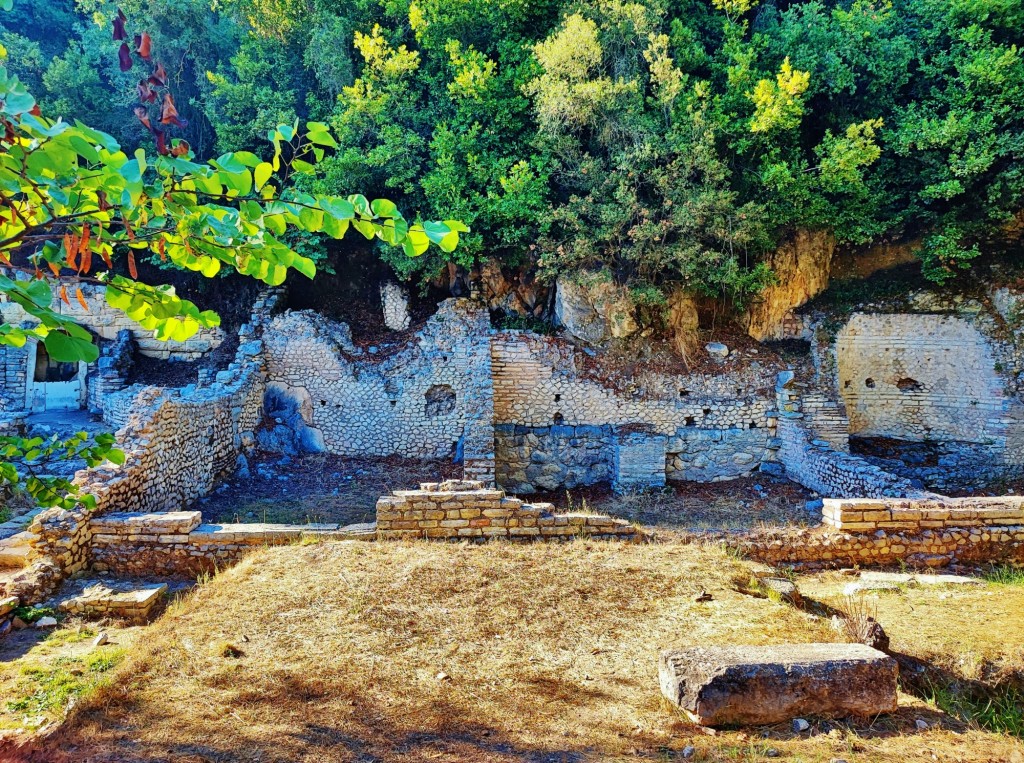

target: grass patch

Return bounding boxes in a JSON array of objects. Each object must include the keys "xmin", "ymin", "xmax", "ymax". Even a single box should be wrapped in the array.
[
  {"xmin": 12, "ymin": 605, "xmax": 59, "ymax": 625},
  {"xmin": 5, "ymin": 648, "xmax": 125, "ymax": 717},
  {"xmin": 981, "ymin": 564, "xmax": 1024, "ymax": 587},
  {"xmin": 925, "ymin": 682, "xmax": 1024, "ymax": 738}
]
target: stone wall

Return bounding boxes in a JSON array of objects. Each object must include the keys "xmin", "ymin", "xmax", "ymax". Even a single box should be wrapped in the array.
[
  {"xmin": 775, "ymin": 373, "xmax": 934, "ymax": 499},
  {"xmin": 835, "ymin": 313, "xmax": 1006, "ymax": 443},
  {"xmin": 812, "ymin": 306, "xmax": 1024, "ymax": 490},
  {"xmin": 0, "ymin": 280, "xmax": 225, "ymax": 413},
  {"xmin": 260, "ymin": 299, "xmax": 495, "ymax": 481},
  {"xmin": 375, "ymin": 480, "xmax": 637, "ymax": 541},
  {"xmin": 738, "ymin": 524, "xmax": 1024, "ymax": 569},
  {"xmin": 490, "ymin": 333, "xmax": 778, "ymax": 492},
  {"xmin": 821, "ymin": 496, "xmax": 1024, "ymax": 532},
  {"xmin": 13, "ymin": 296, "xmax": 281, "ymax": 602},
  {"xmin": 88, "ymin": 511, "xmax": 372, "ymax": 578}
]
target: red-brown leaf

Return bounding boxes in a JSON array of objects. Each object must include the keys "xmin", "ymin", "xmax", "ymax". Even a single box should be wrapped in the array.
[
  {"xmin": 149, "ymin": 62, "xmax": 168, "ymax": 87},
  {"xmin": 170, "ymin": 140, "xmax": 190, "ymax": 157},
  {"xmin": 136, "ymin": 32, "xmax": 152, "ymax": 61},
  {"xmin": 29, "ymin": 104, "xmax": 42, "ymax": 117},
  {"xmin": 75, "ymin": 288, "xmax": 90, "ymax": 312},
  {"xmin": 97, "ymin": 190, "xmax": 110, "ymax": 212},
  {"xmin": 47, "ymin": 261, "xmax": 61, "ymax": 277},
  {"xmin": 128, "ymin": 250, "xmax": 138, "ymax": 279},
  {"xmin": 160, "ymin": 92, "xmax": 188, "ymax": 128},
  {"xmin": 118, "ymin": 43, "xmax": 133, "ymax": 72},
  {"xmin": 137, "ymin": 80, "xmax": 157, "ymax": 103},
  {"xmin": 134, "ymin": 105, "xmax": 152, "ymax": 131},
  {"xmin": 154, "ymin": 129, "xmax": 168, "ymax": 156},
  {"xmin": 158, "ymin": 237, "xmax": 167, "ymax": 262},
  {"xmin": 113, "ymin": 9, "xmax": 128, "ymax": 41},
  {"xmin": 59, "ymin": 285, "xmax": 70, "ymax": 306}
]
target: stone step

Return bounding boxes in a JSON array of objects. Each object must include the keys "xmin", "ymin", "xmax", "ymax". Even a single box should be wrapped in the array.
[
  {"xmin": 659, "ymin": 643, "xmax": 898, "ymax": 726},
  {"xmin": 59, "ymin": 582, "xmax": 168, "ymax": 624},
  {"xmin": 0, "ymin": 532, "xmax": 35, "ymax": 569}
]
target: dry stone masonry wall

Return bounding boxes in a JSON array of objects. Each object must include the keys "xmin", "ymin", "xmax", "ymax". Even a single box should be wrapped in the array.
[{"xmin": 376, "ymin": 480, "xmax": 637, "ymax": 541}]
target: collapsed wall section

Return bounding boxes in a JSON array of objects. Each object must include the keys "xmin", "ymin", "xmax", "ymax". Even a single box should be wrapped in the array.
[
  {"xmin": 260, "ymin": 299, "xmax": 495, "ymax": 480},
  {"xmin": 12, "ymin": 295, "xmax": 280, "ymax": 602}
]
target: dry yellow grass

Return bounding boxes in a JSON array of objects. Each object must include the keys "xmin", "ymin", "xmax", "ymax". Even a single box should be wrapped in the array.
[
  {"xmin": 6, "ymin": 540, "xmax": 1024, "ymax": 763},
  {"xmin": 797, "ymin": 571, "xmax": 1024, "ymax": 682}
]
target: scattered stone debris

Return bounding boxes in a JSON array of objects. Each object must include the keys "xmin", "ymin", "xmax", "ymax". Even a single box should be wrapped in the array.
[{"xmin": 792, "ymin": 718, "xmax": 810, "ymax": 733}]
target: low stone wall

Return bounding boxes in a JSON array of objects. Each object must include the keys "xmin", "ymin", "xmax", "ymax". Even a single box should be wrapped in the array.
[
  {"xmin": 738, "ymin": 524, "xmax": 1024, "ymax": 569},
  {"xmin": 87, "ymin": 511, "xmax": 372, "ymax": 577},
  {"xmin": 376, "ymin": 480, "xmax": 637, "ymax": 541},
  {"xmin": 822, "ymin": 497, "xmax": 1024, "ymax": 532}
]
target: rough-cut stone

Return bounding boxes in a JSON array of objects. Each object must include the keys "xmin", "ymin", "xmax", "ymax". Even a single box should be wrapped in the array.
[
  {"xmin": 59, "ymin": 582, "xmax": 167, "ymax": 624},
  {"xmin": 658, "ymin": 643, "xmax": 898, "ymax": 726},
  {"xmin": 554, "ymin": 274, "xmax": 638, "ymax": 344}
]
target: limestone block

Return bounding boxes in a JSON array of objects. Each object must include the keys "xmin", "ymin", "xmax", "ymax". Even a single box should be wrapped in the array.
[{"xmin": 659, "ymin": 643, "xmax": 898, "ymax": 726}]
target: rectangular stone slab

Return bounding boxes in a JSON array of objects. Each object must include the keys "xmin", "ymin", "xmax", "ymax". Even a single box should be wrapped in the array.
[{"xmin": 659, "ymin": 643, "xmax": 898, "ymax": 726}]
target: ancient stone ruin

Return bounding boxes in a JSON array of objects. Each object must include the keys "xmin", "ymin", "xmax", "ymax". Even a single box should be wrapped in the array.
[{"xmin": 0, "ymin": 275, "xmax": 1023, "ymax": 612}]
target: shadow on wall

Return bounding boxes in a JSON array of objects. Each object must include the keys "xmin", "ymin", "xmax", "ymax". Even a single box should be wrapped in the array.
[{"xmin": 257, "ymin": 383, "xmax": 326, "ymax": 456}]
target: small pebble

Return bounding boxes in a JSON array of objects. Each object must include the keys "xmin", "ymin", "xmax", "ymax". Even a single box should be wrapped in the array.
[
  {"xmin": 792, "ymin": 718, "xmax": 810, "ymax": 733},
  {"xmin": 766, "ymin": 749, "xmax": 780, "ymax": 758},
  {"xmin": 681, "ymin": 746, "xmax": 695, "ymax": 759},
  {"xmin": 92, "ymin": 632, "xmax": 108, "ymax": 648},
  {"xmin": 915, "ymin": 719, "xmax": 929, "ymax": 730}
]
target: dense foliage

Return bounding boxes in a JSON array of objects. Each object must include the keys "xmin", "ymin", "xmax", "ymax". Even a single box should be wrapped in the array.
[{"xmin": 4, "ymin": 0, "xmax": 1023, "ymax": 296}]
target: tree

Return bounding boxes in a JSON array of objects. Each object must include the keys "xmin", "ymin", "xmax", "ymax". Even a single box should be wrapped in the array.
[
  {"xmin": 0, "ymin": 10, "xmax": 466, "ymax": 507},
  {"xmin": 0, "ymin": 57, "xmax": 466, "ymax": 365}
]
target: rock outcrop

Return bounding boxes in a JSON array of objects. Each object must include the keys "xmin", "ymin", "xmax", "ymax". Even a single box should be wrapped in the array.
[
  {"xmin": 554, "ymin": 273, "xmax": 639, "ymax": 344},
  {"xmin": 743, "ymin": 229, "xmax": 835, "ymax": 341}
]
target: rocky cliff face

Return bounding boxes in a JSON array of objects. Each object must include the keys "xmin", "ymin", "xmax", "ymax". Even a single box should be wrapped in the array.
[{"xmin": 743, "ymin": 230, "xmax": 836, "ymax": 342}]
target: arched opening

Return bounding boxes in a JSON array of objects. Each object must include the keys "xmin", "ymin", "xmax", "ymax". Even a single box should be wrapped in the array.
[
  {"xmin": 33, "ymin": 343, "xmax": 79, "ymax": 383},
  {"xmin": 26, "ymin": 341, "xmax": 87, "ymax": 412}
]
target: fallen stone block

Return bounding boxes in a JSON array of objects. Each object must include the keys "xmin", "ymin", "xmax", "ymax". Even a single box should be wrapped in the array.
[{"xmin": 659, "ymin": 643, "xmax": 898, "ymax": 726}]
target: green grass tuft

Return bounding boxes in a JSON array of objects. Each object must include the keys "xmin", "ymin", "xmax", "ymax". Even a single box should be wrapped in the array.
[
  {"xmin": 981, "ymin": 564, "xmax": 1024, "ymax": 587},
  {"xmin": 925, "ymin": 682, "xmax": 1024, "ymax": 738}
]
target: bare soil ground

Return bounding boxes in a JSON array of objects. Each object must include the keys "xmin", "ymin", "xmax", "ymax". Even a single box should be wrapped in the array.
[
  {"xmin": 198, "ymin": 453, "xmax": 461, "ymax": 526},
  {"xmin": 199, "ymin": 454, "xmax": 815, "ymax": 531},
  {"xmin": 4, "ymin": 541, "xmax": 1022, "ymax": 763},
  {"xmin": 535, "ymin": 475, "xmax": 817, "ymax": 532}
]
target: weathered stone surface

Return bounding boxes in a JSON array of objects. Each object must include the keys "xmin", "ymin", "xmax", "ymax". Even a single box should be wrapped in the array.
[
  {"xmin": 659, "ymin": 643, "xmax": 898, "ymax": 726},
  {"xmin": 380, "ymin": 281, "xmax": 411, "ymax": 331},
  {"xmin": 554, "ymin": 274, "xmax": 638, "ymax": 344},
  {"xmin": 743, "ymin": 229, "xmax": 835, "ymax": 341},
  {"xmin": 59, "ymin": 582, "xmax": 167, "ymax": 624},
  {"xmin": 90, "ymin": 512, "xmax": 202, "ymax": 535}
]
